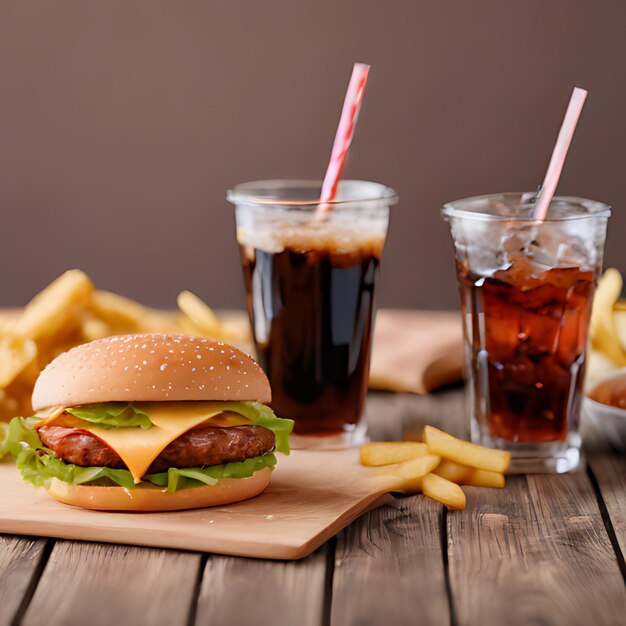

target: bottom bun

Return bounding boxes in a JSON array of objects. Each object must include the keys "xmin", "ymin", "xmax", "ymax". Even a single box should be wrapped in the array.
[{"xmin": 45, "ymin": 467, "xmax": 271, "ymax": 512}]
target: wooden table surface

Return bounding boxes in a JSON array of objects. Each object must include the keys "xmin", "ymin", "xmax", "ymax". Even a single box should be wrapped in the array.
[{"xmin": 0, "ymin": 388, "xmax": 624, "ymax": 626}]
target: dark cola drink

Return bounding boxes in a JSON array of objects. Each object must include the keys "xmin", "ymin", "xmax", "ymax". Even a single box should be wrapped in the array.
[
  {"xmin": 459, "ymin": 259, "xmax": 595, "ymax": 443},
  {"xmin": 240, "ymin": 236, "xmax": 383, "ymax": 436}
]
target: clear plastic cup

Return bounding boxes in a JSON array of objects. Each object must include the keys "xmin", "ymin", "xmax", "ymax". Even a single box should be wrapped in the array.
[
  {"xmin": 228, "ymin": 180, "xmax": 397, "ymax": 448},
  {"xmin": 442, "ymin": 193, "xmax": 610, "ymax": 473}
]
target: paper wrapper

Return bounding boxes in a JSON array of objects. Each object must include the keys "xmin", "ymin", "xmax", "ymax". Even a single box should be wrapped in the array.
[{"xmin": 369, "ymin": 310, "xmax": 463, "ymax": 394}]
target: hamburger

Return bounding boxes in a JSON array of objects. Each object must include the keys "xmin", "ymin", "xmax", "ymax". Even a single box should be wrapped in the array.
[{"xmin": 4, "ymin": 333, "xmax": 293, "ymax": 511}]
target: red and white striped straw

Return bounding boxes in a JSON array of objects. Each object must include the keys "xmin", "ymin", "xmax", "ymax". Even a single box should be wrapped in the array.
[
  {"xmin": 533, "ymin": 87, "xmax": 588, "ymax": 221},
  {"xmin": 317, "ymin": 63, "xmax": 370, "ymax": 214}
]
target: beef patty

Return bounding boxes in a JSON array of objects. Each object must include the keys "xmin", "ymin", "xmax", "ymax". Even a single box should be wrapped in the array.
[{"xmin": 37, "ymin": 423, "xmax": 276, "ymax": 473}]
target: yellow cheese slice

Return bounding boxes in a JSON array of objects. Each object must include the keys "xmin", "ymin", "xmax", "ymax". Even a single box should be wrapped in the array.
[
  {"xmin": 38, "ymin": 402, "xmax": 251, "ymax": 483},
  {"xmin": 34, "ymin": 406, "xmax": 66, "ymax": 423}
]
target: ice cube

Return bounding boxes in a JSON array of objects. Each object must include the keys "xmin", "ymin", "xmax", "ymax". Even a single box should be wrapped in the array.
[{"xmin": 528, "ymin": 226, "xmax": 589, "ymax": 269}]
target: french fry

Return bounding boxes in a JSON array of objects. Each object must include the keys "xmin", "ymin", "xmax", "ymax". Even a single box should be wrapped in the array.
[
  {"xmin": 590, "ymin": 268, "xmax": 626, "ymax": 366},
  {"xmin": 90, "ymin": 290, "xmax": 150, "ymax": 332},
  {"xmin": 360, "ymin": 442, "xmax": 428, "ymax": 466},
  {"xmin": 0, "ymin": 311, "xmax": 19, "ymax": 334},
  {"xmin": 177, "ymin": 291, "xmax": 223, "ymax": 337},
  {"xmin": 91, "ymin": 291, "xmax": 184, "ymax": 335},
  {"xmin": 139, "ymin": 311, "xmax": 185, "ymax": 334},
  {"xmin": 0, "ymin": 272, "xmax": 239, "ymax": 421},
  {"xmin": 424, "ymin": 425, "xmax": 511, "ymax": 473},
  {"xmin": 9, "ymin": 270, "xmax": 93, "ymax": 341},
  {"xmin": 175, "ymin": 314, "xmax": 213, "ymax": 337},
  {"xmin": 0, "ymin": 336, "xmax": 37, "ymax": 388},
  {"xmin": 0, "ymin": 370, "xmax": 38, "ymax": 419},
  {"xmin": 79, "ymin": 316, "xmax": 112, "ymax": 343},
  {"xmin": 433, "ymin": 459, "xmax": 505, "ymax": 488},
  {"xmin": 614, "ymin": 310, "xmax": 626, "ymax": 353},
  {"xmin": 392, "ymin": 454, "xmax": 441, "ymax": 478},
  {"xmin": 218, "ymin": 312, "xmax": 252, "ymax": 344},
  {"xmin": 431, "ymin": 458, "xmax": 468, "ymax": 483},
  {"xmin": 422, "ymin": 473, "xmax": 466, "ymax": 510},
  {"xmin": 388, "ymin": 454, "xmax": 441, "ymax": 492},
  {"xmin": 361, "ymin": 429, "xmax": 508, "ymax": 510}
]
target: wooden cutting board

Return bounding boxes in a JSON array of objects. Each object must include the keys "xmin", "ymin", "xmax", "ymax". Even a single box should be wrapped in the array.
[{"xmin": 0, "ymin": 449, "xmax": 395, "ymax": 560}]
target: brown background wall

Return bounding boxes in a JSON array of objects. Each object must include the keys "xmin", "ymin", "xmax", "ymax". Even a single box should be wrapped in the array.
[{"xmin": 0, "ymin": 0, "xmax": 624, "ymax": 310}]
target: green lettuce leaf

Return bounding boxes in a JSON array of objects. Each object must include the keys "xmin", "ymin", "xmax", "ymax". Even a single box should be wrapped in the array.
[
  {"xmin": 65, "ymin": 403, "xmax": 153, "ymax": 429},
  {"xmin": 220, "ymin": 402, "xmax": 293, "ymax": 455},
  {"xmin": 14, "ymin": 445, "xmax": 138, "ymax": 490},
  {"xmin": 5, "ymin": 416, "xmax": 42, "ymax": 459},
  {"xmin": 0, "ymin": 422, "xmax": 10, "ymax": 459},
  {"xmin": 144, "ymin": 454, "xmax": 277, "ymax": 492}
]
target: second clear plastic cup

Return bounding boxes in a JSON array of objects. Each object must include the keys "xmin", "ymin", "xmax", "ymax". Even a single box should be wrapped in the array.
[{"xmin": 442, "ymin": 193, "xmax": 610, "ymax": 473}]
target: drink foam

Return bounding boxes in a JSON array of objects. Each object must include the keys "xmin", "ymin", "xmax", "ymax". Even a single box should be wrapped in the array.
[{"xmin": 237, "ymin": 221, "xmax": 386, "ymax": 259}]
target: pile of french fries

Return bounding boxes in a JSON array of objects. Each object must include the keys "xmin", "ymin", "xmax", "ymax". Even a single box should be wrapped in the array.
[
  {"xmin": 0, "ymin": 270, "xmax": 249, "ymax": 420},
  {"xmin": 588, "ymin": 268, "xmax": 626, "ymax": 388},
  {"xmin": 360, "ymin": 426, "xmax": 511, "ymax": 510}
]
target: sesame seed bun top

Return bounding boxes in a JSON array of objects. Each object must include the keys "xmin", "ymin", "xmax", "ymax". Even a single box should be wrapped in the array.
[{"xmin": 32, "ymin": 333, "xmax": 271, "ymax": 410}]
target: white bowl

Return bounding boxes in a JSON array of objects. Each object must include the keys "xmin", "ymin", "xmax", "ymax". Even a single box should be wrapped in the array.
[{"xmin": 583, "ymin": 396, "xmax": 626, "ymax": 453}]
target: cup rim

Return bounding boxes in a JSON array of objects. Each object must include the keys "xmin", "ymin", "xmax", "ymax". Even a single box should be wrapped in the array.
[
  {"xmin": 227, "ymin": 179, "xmax": 398, "ymax": 208},
  {"xmin": 442, "ymin": 192, "xmax": 611, "ymax": 222}
]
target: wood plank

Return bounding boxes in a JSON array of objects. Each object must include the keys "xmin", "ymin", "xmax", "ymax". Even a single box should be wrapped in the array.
[
  {"xmin": 331, "ymin": 495, "xmax": 449, "ymax": 626},
  {"xmin": 588, "ymin": 453, "xmax": 626, "ymax": 565},
  {"xmin": 448, "ymin": 474, "xmax": 626, "ymax": 626},
  {"xmin": 22, "ymin": 541, "xmax": 201, "ymax": 626},
  {"xmin": 195, "ymin": 546, "xmax": 328, "ymax": 626},
  {"xmin": 366, "ymin": 387, "xmax": 465, "ymax": 442},
  {"xmin": 583, "ymin": 407, "xmax": 626, "ymax": 565},
  {"xmin": 0, "ymin": 535, "xmax": 48, "ymax": 626}
]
